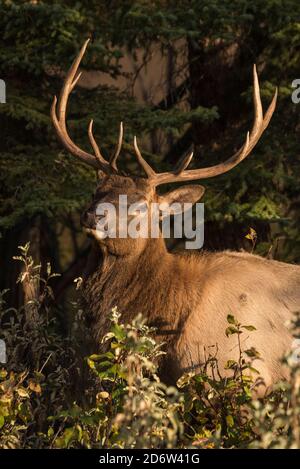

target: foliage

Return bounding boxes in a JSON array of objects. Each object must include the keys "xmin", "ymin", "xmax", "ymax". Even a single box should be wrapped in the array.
[
  {"xmin": 1, "ymin": 1, "xmax": 300, "ymax": 244},
  {"xmin": 1, "ymin": 0, "xmax": 300, "ymax": 451},
  {"xmin": 0, "ymin": 0, "xmax": 218, "ymax": 233},
  {"xmin": 0, "ymin": 246, "xmax": 77, "ymax": 448},
  {"xmin": 50, "ymin": 309, "xmax": 183, "ymax": 449},
  {"xmin": 249, "ymin": 313, "xmax": 300, "ymax": 449},
  {"xmin": 1, "ymin": 248, "xmax": 300, "ymax": 449}
]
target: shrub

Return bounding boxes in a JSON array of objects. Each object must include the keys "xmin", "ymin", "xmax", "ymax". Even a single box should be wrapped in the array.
[{"xmin": 0, "ymin": 245, "xmax": 300, "ymax": 448}]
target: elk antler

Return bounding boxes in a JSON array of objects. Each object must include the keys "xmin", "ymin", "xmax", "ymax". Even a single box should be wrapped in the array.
[
  {"xmin": 51, "ymin": 39, "xmax": 122, "ymax": 173},
  {"xmin": 133, "ymin": 65, "xmax": 277, "ymax": 186}
]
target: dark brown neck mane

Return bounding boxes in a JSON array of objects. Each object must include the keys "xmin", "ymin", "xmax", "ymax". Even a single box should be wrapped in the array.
[{"xmin": 82, "ymin": 237, "xmax": 201, "ymax": 365}]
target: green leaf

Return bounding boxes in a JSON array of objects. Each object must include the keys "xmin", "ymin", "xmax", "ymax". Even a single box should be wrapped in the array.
[
  {"xmin": 226, "ymin": 415, "xmax": 234, "ymax": 427},
  {"xmin": 248, "ymin": 367, "xmax": 260, "ymax": 375},
  {"xmin": 0, "ymin": 370, "xmax": 8, "ymax": 379},
  {"xmin": 89, "ymin": 354, "xmax": 103, "ymax": 361},
  {"xmin": 63, "ymin": 427, "xmax": 75, "ymax": 447},
  {"xmin": 111, "ymin": 323, "xmax": 126, "ymax": 341},
  {"xmin": 225, "ymin": 326, "xmax": 239, "ymax": 337},
  {"xmin": 245, "ymin": 227, "xmax": 257, "ymax": 240},
  {"xmin": 242, "ymin": 325, "xmax": 257, "ymax": 332},
  {"xmin": 87, "ymin": 358, "xmax": 96, "ymax": 369},
  {"xmin": 227, "ymin": 314, "xmax": 237, "ymax": 325},
  {"xmin": 16, "ymin": 387, "xmax": 30, "ymax": 398},
  {"xmin": 244, "ymin": 347, "xmax": 260, "ymax": 358},
  {"xmin": 225, "ymin": 359, "xmax": 238, "ymax": 369},
  {"xmin": 0, "ymin": 415, "xmax": 4, "ymax": 429}
]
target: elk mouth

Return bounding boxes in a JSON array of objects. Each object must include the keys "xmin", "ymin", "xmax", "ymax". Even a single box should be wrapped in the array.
[{"xmin": 84, "ymin": 227, "xmax": 109, "ymax": 244}]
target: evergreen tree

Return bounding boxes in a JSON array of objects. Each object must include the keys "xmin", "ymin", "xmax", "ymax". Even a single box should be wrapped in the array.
[{"xmin": 1, "ymin": 0, "xmax": 300, "ymax": 305}]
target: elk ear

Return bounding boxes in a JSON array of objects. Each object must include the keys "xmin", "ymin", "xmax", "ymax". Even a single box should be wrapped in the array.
[{"xmin": 158, "ymin": 185, "xmax": 205, "ymax": 216}]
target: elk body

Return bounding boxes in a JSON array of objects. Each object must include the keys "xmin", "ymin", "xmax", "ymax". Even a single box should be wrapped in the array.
[{"xmin": 51, "ymin": 40, "xmax": 300, "ymax": 390}]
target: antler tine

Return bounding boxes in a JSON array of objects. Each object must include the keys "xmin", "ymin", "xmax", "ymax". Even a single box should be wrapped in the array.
[
  {"xmin": 133, "ymin": 136, "xmax": 156, "ymax": 178},
  {"xmin": 109, "ymin": 122, "xmax": 124, "ymax": 171},
  {"xmin": 70, "ymin": 71, "xmax": 82, "ymax": 92},
  {"xmin": 263, "ymin": 87, "xmax": 278, "ymax": 131},
  {"xmin": 251, "ymin": 64, "xmax": 263, "ymax": 137},
  {"xmin": 146, "ymin": 65, "xmax": 277, "ymax": 187},
  {"xmin": 51, "ymin": 96, "xmax": 100, "ymax": 169},
  {"xmin": 88, "ymin": 119, "xmax": 107, "ymax": 164},
  {"xmin": 246, "ymin": 64, "xmax": 277, "ymax": 153},
  {"xmin": 57, "ymin": 39, "xmax": 90, "ymax": 126},
  {"xmin": 175, "ymin": 151, "xmax": 194, "ymax": 175},
  {"xmin": 51, "ymin": 39, "xmax": 111, "ymax": 172}
]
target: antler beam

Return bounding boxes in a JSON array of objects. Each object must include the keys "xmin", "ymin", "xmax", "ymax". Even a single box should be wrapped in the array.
[
  {"xmin": 132, "ymin": 65, "xmax": 277, "ymax": 187},
  {"xmin": 51, "ymin": 39, "xmax": 122, "ymax": 173}
]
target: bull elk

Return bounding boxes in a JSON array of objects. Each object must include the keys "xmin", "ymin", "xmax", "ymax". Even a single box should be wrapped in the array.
[{"xmin": 51, "ymin": 40, "xmax": 299, "ymax": 390}]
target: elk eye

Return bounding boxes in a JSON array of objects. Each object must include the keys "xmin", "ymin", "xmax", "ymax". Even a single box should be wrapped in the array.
[{"xmin": 95, "ymin": 214, "xmax": 106, "ymax": 223}]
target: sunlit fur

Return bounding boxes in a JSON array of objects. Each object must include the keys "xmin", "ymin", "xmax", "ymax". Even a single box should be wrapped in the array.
[{"xmin": 82, "ymin": 174, "xmax": 300, "ymax": 391}]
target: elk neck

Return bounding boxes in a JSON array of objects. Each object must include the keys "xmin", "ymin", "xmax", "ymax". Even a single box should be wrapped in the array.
[
  {"xmin": 98, "ymin": 235, "xmax": 171, "ymax": 310},
  {"xmin": 83, "ymin": 235, "xmax": 202, "ymax": 344}
]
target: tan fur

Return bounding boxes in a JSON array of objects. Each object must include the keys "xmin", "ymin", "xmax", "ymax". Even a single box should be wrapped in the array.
[
  {"xmin": 52, "ymin": 42, "xmax": 284, "ymax": 391},
  {"xmin": 82, "ymin": 174, "xmax": 299, "ymax": 390}
]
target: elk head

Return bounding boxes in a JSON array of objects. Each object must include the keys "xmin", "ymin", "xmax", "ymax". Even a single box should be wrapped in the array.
[{"xmin": 51, "ymin": 40, "xmax": 277, "ymax": 256}]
